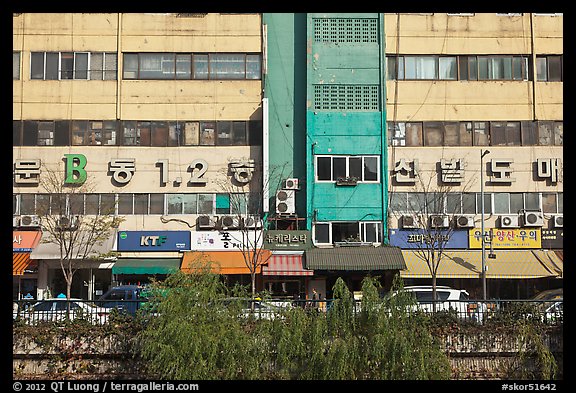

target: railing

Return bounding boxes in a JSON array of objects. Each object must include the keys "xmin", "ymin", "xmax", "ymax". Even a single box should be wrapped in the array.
[{"xmin": 12, "ymin": 298, "xmax": 563, "ymax": 326}]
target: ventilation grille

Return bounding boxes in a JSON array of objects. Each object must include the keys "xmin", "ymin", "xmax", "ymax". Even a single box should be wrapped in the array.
[
  {"xmin": 313, "ymin": 18, "xmax": 379, "ymax": 43},
  {"xmin": 313, "ymin": 84, "xmax": 379, "ymax": 111}
]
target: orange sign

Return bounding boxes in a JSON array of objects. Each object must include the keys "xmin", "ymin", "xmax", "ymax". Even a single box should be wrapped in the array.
[{"xmin": 13, "ymin": 231, "xmax": 41, "ymax": 251}]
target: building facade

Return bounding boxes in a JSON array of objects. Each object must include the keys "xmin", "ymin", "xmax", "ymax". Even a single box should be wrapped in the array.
[{"xmin": 13, "ymin": 13, "xmax": 562, "ymax": 301}]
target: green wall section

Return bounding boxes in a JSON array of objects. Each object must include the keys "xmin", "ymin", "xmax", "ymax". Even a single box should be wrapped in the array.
[
  {"xmin": 263, "ymin": 13, "xmax": 307, "ymax": 217},
  {"xmin": 305, "ymin": 13, "xmax": 387, "ymax": 233}
]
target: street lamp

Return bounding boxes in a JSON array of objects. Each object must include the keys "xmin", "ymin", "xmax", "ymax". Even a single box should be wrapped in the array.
[{"xmin": 480, "ymin": 149, "xmax": 490, "ymax": 301}]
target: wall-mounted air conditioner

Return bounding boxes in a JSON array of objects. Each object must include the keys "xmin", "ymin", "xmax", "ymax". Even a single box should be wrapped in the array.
[
  {"xmin": 57, "ymin": 215, "xmax": 79, "ymax": 230},
  {"xmin": 283, "ymin": 178, "xmax": 299, "ymax": 190},
  {"xmin": 552, "ymin": 214, "xmax": 563, "ymax": 228},
  {"xmin": 523, "ymin": 211, "xmax": 544, "ymax": 227},
  {"xmin": 13, "ymin": 216, "xmax": 20, "ymax": 228},
  {"xmin": 197, "ymin": 215, "xmax": 218, "ymax": 229},
  {"xmin": 429, "ymin": 215, "xmax": 449, "ymax": 228},
  {"xmin": 499, "ymin": 214, "xmax": 520, "ymax": 228},
  {"xmin": 455, "ymin": 214, "xmax": 475, "ymax": 228},
  {"xmin": 243, "ymin": 215, "xmax": 263, "ymax": 229},
  {"xmin": 218, "ymin": 215, "xmax": 240, "ymax": 229},
  {"xmin": 400, "ymin": 215, "xmax": 418, "ymax": 229},
  {"xmin": 20, "ymin": 215, "xmax": 41, "ymax": 228},
  {"xmin": 276, "ymin": 190, "xmax": 295, "ymax": 214}
]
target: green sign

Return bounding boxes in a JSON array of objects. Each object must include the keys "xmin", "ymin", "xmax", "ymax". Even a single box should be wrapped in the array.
[
  {"xmin": 64, "ymin": 154, "xmax": 87, "ymax": 184},
  {"xmin": 263, "ymin": 230, "xmax": 312, "ymax": 250}
]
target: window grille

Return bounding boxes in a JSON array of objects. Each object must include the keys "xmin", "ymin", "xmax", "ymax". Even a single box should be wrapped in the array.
[
  {"xmin": 313, "ymin": 84, "xmax": 379, "ymax": 111},
  {"xmin": 313, "ymin": 18, "xmax": 378, "ymax": 43}
]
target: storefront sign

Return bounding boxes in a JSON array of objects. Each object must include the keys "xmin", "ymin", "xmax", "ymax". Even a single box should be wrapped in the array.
[
  {"xmin": 191, "ymin": 231, "xmax": 263, "ymax": 251},
  {"xmin": 541, "ymin": 229, "xmax": 563, "ymax": 249},
  {"xmin": 469, "ymin": 228, "xmax": 541, "ymax": 249},
  {"xmin": 263, "ymin": 230, "xmax": 312, "ymax": 250},
  {"xmin": 117, "ymin": 231, "xmax": 191, "ymax": 251},
  {"xmin": 13, "ymin": 231, "xmax": 42, "ymax": 251},
  {"xmin": 388, "ymin": 229, "xmax": 468, "ymax": 249}
]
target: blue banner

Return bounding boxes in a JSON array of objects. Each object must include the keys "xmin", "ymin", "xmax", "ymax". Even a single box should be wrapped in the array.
[
  {"xmin": 388, "ymin": 228, "xmax": 468, "ymax": 249},
  {"xmin": 117, "ymin": 231, "xmax": 191, "ymax": 251}
]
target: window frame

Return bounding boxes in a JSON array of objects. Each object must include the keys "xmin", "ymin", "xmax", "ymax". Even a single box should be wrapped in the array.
[{"xmin": 314, "ymin": 155, "xmax": 381, "ymax": 183}]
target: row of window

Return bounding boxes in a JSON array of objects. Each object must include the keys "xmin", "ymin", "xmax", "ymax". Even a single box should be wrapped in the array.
[
  {"xmin": 386, "ymin": 55, "xmax": 563, "ymax": 82},
  {"xmin": 388, "ymin": 120, "xmax": 563, "ymax": 147},
  {"xmin": 13, "ymin": 120, "xmax": 263, "ymax": 147},
  {"xmin": 314, "ymin": 221, "xmax": 383, "ymax": 245},
  {"xmin": 13, "ymin": 52, "xmax": 262, "ymax": 81},
  {"xmin": 13, "ymin": 193, "xmax": 260, "ymax": 216},
  {"xmin": 315, "ymin": 155, "xmax": 380, "ymax": 182},
  {"xmin": 389, "ymin": 192, "xmax": 563, "ymax": 215}
]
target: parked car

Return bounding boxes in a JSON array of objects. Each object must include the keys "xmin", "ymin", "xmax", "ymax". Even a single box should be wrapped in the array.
[
  {"xmin": 15, "ymin": 298, "xmax": 109, "ymax": 325},
  {"xmin": 531, "ymin": 288, "xmax": 563, "ymax": 302},
  {"xmin": 97, "ymin": 285, "xmax": 148, "ymax": 316}
]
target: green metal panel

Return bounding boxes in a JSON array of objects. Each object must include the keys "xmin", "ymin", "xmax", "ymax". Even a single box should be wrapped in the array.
[{"xmin": 112, "ymin": 259, "xmax": 181, "ymax": 275}]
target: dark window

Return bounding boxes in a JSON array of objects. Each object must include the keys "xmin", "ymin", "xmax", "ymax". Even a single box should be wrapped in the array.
[
  {"xmin": 521, "ymin": 121, "xmax": 538, "ymax": 146},
  {"xmin": 13, "ymin": 121, "xmax": 22, "ymax": 146},
  {"xmin": 30, "ymin": 53, "xmax": 45, "ymax": 79},
  {"xmin": 423, "ymin": 122, "xmax": 444, "ymax": 146},
  {"xmin": 317, "ymin": 157, "xmax": 332, "ymax": 181},
  {"xmin": 13, "ymin": 52, "xmax": 20, "ymax": 80},
  {"xmin": 151, "ymin": 121, "xmax": 168, "ymax": 147},
  {"xmin": 332, "ymin": 157, "xmax": 347, "ymax": 179},
  {"xmin": 118, "ymin": 194, "xmax": 133, "ymax": 214},
  {"xmin": 150, "ymin": 194, "xmax": 165, "ymax": 214},
  {"xmin": 332, "ymin": 222, "xmax": 360, "ymax": 242},
  {"xmin": 314, "ymin": 223, "xmax": 330, "ymax": 244},
  {"xmin": 54, "ymin": 121, "xmax": 70, "ymax": 146},
  {"xmin": 133, "ymin": 194, "xmax": 149, "ymax": 214},
  {"xmin": 248, "ymin": 120, "xmax": 263, "ymax": 145}
]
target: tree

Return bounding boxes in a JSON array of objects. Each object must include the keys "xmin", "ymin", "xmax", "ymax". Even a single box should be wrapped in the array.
[
  {"xmin": 36, "ymin": 164, "xmax": 123, "ymax": 300},
  {"xmin": 389, "ymin": 162, "xmax": 476, "ymax": 309}
]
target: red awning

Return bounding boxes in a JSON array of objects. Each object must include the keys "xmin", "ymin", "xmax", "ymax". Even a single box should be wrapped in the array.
[{"xmin": 262, "ymin": 254, "xmax": 312, "ymax": 276}]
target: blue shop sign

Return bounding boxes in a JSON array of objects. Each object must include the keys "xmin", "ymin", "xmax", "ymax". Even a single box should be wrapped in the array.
[
  {"xmin": 388, "ymin": 229, "xmax": 468, "ymax": 249},
  {"xmin": 118, "ymin": 231, "xmax": 191, "ymax": 251}
]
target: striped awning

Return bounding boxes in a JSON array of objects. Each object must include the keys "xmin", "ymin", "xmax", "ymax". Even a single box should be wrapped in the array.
[
  {"xmin": 401, "ymin": 250, "xmax": 561, "ymax": 279},
  {"xmin": 262, "ymin": 254, "xmax": 313, "ymax": 276},
  {"xmin": 13, "ymin": 253, "xmax": 37, "ymax": 276}
]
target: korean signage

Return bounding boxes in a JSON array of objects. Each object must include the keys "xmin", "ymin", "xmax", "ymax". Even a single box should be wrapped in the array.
[
  {"xmin": 263, "ymin": 230, "xmax": 312, "ymax": 250},
  {"xmin": 469, "ymin": 228, "xmax": 541, "ymax": 249},
  {"xmin": 388, "ymin": 229, "xmax": 468, "ymax": 249},
  {"xmin": 191, "ymin": 231, "xmax": 263, "ymax": 251},
  {"xmin": 13, "ymin": 154, "xmax": 256, "ymax": 186},
  {"xmin": 13, "ymin": 231, "xmax": 42, "ymax": 251},
  {"xmin": 118, "ymin": 231, "xmax": 191, "ymax": 252},
  {"xmin": 541, "ymin": 229, "xmax": 563, "ymax": 249},
  {"xmin": 391, "ymin": 157, "xmax": 562, "ymax": 185}
]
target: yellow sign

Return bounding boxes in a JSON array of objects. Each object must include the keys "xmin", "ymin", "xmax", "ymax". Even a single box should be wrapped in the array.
[{"xmin": 469, "ymin": 228, "xmax": 541, "ymax": 249}]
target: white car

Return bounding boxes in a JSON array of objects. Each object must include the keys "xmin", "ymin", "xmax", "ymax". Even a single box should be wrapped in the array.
[{"xmin": 15, "ymin": 298, "xmax": 109, "ymax": 325}]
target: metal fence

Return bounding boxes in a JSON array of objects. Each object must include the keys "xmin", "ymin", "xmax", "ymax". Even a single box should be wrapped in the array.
[{"xmin": 13, "ymin": 298, "xmax": 563, "ymax": 326}]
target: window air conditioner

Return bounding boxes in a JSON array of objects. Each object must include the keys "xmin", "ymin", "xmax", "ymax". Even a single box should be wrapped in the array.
[
  {"xmin": 283, "ymin": 178, "xmax": 299, "ymax": 190},
  {"xmin": 276, "ymin": 190, "xmax": 295, "ymax": 214},
  {"xmin": 197, "ymin": 215, "xmax": 218, "ymax": 229},
  {"xmin": 429, "ymin": 215, "xmax": 449, "ymax": 228},
  {"xmin": 20, "ymin": 215, "xmax": 41, "ymax": 228},
  {"xmin": 455, "ymin": 214, "xmax": 475, "ymax": 228},
  {"xmin": 243, "ymin": 215, "xmax": 262, "ymax": 229},
  {"xmin": 523, "ymin": 211, "xmax": 544, "ymax": 227},
  {"xmin": 57, "ymin": 215, "xmax": 79, "ymax": 230},
  {"xmin": 499, "ymin": 214, "xmax": 520, "ymax": 228},
  {"xmin": 552, "ymin": 214, "xmax": 563, "ymax": 228},
  {"xmin": 401, "ymin": 215, "xmax": 417, "ymax": 229},
  {"xmin": 218, "ymin": 215, "xmax": 240, "ymax": 229}
]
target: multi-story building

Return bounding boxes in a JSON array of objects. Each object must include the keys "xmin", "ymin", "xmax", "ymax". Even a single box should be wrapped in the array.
[
  {"xmin": 13, "ymin": 13, "xmax": 562, "ymax": 301},
  {"xmin": 13, "ymin": 13, "xmax": 265, "ymax": 300}
]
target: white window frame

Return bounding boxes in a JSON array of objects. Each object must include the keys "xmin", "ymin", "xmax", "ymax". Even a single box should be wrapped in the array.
[
  {"xmin": 314, "ymin": 155, "xmax": 380, "ymax": 183},
  {"xmin": 312, "ymin": 221, "xmax": 383, "ymax": 245}
]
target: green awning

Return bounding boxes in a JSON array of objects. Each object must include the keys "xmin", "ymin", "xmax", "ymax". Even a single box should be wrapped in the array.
[
  {"xmin": 112, "ymin": 258, "xmax": 181, "ymax": 275},
  {"xmin": 305, "ymin": 246, "xmax": 406, "ymax": 271}
]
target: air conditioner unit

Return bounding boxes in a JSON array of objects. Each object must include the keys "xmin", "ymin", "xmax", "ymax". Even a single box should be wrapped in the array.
[
  {"xmin": 499, "ymin": 214, "xmax": 520, "ymax": 228},
  {"xmin": 455, "ymin": 214, "xmax": 475, "ymax": 228},
  {"xmin": 197, "ymin": 215, "xmax": 218, "ymax": 229},
  {"xmin": 13, "ymin": 216, "xmax": 20, "ymax": 228},
  {"xmin": 552, "ymin": 214, "xmax": 563, "ymax": 228},
  {"xmin": 429, "ymin": 215, "xmax": 449, "ymax": 228},
  {"xmin": 57, "ymin": 215, "xmax": 79, "ymax": 230},
  {"xmin": 218, "ymin": 215, "xmax": 240, "ymax": 229},
  {"xmin": 401, "ymin": 215, "xmax": 418, "ymax": 229},
  {"xmin": 276, "ymin": 190, "xmax": 296, "ymax": 214},
  {"xmin": 283, "ymin": 178, "xmax": 299, "ymax": 190},
  {"xmin": 20, "ymin": 215, "xmax": 41, "ymax": 228},
  {"xmin": 523, "ymin": 211, "xmax": 544, "ymax": 227},
  {"xmin": 243, "ymin": 215, "xmax": 263, "ymax": 229}
]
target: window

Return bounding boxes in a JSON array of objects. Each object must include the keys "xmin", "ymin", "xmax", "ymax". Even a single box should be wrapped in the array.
[
  {"xmin": 477, "ymin": 56, "xmax": 529, "ymax": 81},
  {"xmin": 536, "ymin": 55, "xmax": 562, "ymax": 82},
  {"xmin": 13, "ymin": 121, "xmax": 21, "ymax": 146},
  {"xmin": 30, "ymin": 52, "xmax": 117, "ymax": 80},
  {"xmin": 13, "ymin": 52, "xmax": 20, "ymax": 80},
  {"xmin": 476, "ymin": 193, "xmax": 493, "ymax": 214},
  {"xmin": 490, "ymin": 122, "xmax": 521, "ymax": 146},
  {"xmin": 123, "ymin": 53, "xmax": 261, "ymax": 80},
  {"xmin": 118, "ymin": 194, "xmax": 134, "ymax": 214},
  {"xmin": 313, "ymin": 221, "xmax": 382, "ymax": 245},
  {"xmin": 313, "ymin": 223, "xmax": 330, "ymax": 244},
  {"xmin": 315, "ymin": 155, "xmax": 380, "ymax": 182}
]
